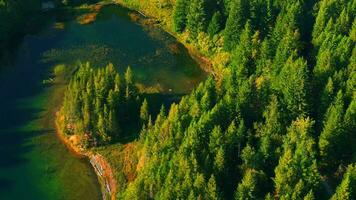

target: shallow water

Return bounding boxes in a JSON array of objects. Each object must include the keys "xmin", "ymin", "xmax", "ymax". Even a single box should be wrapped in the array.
[{"xmin": 0, "ymin": 4, "xmax": 205, "ymax": 200}]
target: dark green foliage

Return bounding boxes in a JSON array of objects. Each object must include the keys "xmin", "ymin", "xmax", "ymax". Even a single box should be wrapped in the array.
[
  {"xmin": 208, "ymin": 11, "xmax": 223, "ymax": 37},
  {"xmin": 59, "ymin": 63, "xmax": 140, "ymax": 146},
  {"xmin": 223, "ymin": 0, "xmax": 250, "ymax": 50},
  {"xmin": 0, "ymin": 0, "xmax": 41, "ymax": 64},
  {"xmin": 187, "ymin": 0, "xmax": 208, "ymax": 39},
  {"xmin": 318, "ymin": 91, "xmax": 355, "ymax": 169},
  {"xmin": 53, "ymin": 0, "xmax": 356, "ymax": 198},
  {"xmin": 140, "ymin": 98, "xmax": 149, "ymax": 124},
  {"xmin": 234, "ymin": 169, "xmax": 267, "ymax": 200},
  {"xmin": 173, "ymin": 0, "xmax": 188, "ymax": 33},
  {"xmin": 255, "ymin": 95, "xmax": 284, "ymax": 174},
  {"xmin": 277, "ymin": 57, "xmax": 310, "ymax": 120},
  {"xmin": 124, "ymin": 66, "xmax": 135, "ymax": 100},
  {"xmin": 274, "ymin": 117, "xmax": 321, "ymax": 199},
  {"xmin": 230, "ymin": 21, "xmax": 262, "ymax": 78},
  {"xmin": 331, "ymin": 164, "xmax": 356, "ymax": 200}
]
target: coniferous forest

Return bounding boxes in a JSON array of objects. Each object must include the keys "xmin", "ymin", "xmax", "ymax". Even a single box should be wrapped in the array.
[
  {"xmin": 1, "ymin": 0, "xmax": 355, "ymax": 199},
  {"xmin": 57, "ymin": 63, "xmax": 140, "ymax": 146}
]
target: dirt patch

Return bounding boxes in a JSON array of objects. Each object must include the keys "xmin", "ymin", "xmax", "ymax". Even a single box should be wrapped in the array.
[
  {"xmin": 55, "ymin": 114, "xmax": 86, "ymax": 157},
  {"xmin": 90, "ymin": 154, "xmax": 117, "ymax": 200},
  {"xmin": 55, "ymin": 113, "xmax": 117, "ymax": 200}
]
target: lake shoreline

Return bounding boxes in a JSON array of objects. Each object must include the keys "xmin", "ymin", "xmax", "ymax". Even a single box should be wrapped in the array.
[
  {"xmin": 110, "ymin": 1, "xmax": 214, "ymax": 74},
  {"xmin": 80, "ymin": 1, "xmax": 213, "ymax": 74},
  {"xmin": 55, "ymin": 116, "xmax": 117, "ymax": 200},
  {"xmin": 50, "ymin": 2, "xmax": 210, "ymax": 199},
  {"xmin": 51, "ymin": 65, "xmax": 115, "ymax": 200}
]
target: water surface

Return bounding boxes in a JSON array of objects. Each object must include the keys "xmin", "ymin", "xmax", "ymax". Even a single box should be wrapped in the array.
[{"xmin": 0, "ymin": 4, "xmax": 205, "ymax": 200}]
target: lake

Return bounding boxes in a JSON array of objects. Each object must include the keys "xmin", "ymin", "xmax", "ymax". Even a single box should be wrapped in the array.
[{"xmin": 0, "ymin": 4, "xmax": 206, "ymax": 200}]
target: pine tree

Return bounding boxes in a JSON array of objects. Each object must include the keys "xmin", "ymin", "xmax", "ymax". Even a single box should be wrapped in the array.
[
  {"xmin": 125, "ymin": 66, "xmax": 133, "ymax": 87},
  {"xmin": 125, "ymin": 66, "xmax": 133, "ymax": 100},
  {"xmin": 214, "ymin": 146, "xmax": 225, "ymax": 173},
  {"xmin": 304, "ymin": 190, "xmax": 315, "ymax": 200},
  {"xmin": 274, "ymin": 117, "xmax": 320, "ymax": 198},
  {"xmin": 273, "ymin": 29, "xmax": 301, "ymax": 73},
  {"xmin": 209, "ymin": 126, "xmax": 224, "ymax": 155},
  {"xmin": 230, "ymin": 21, "xmax": 259, "ymax": 77},
  {"xmin": 331, "ymin": 164, "xmax": 356, "ymax": 200},
  {"xmin": 114, "ymin": 73, "xmax": 121, "ymax": 92},
  {"xmin": 278, "ymin": 57, "xmax": 310, "ymax": 120},
  {"xmin": 344, "ymin": 96, "xmax": 356, "ymax": 161},
  {"xmin": 234, "ymin": 169, "xmax": 266, "ymax": 200},
  {"xmin": 187, "ymin": 0, "xmax": 207, "ymax": 39},
  {"xmin": 140, "ymin": 98, "xmax": 149, "ymax": 124},
  {"xmin": 208, "ymin": 11, "xmax": 222, "ymax": 37},
  {"xmin": 206, "ymin": 175, "xmax": 219, "ymax": 200},
  {"xmin": 173, "ymin": 0, "xmax": 188, "ymax": 33},
  {"xmin": 319, "ymin": 91, "xmax": 346, "ymax": 168},
  {"xmin": 224, "ymin": 0, "xmax": 250, "ymax": 51},
  {"xmin": 318, "ymin": 77, "xmax": 334, "ymax": 122},
  {"xmin": 82, "ymin": 95, "xmax": 91, "ymax": 131},
  {"xmin": 97, "ymin": 114, "xmax": 110, "ymax": 143},
  {"xmin": 257, "ymin": 95, "xmax": 283, "ymax": 173},
  {"xmin": 241, "ymin": 145, "xmax": 261, "ymax": 170}
]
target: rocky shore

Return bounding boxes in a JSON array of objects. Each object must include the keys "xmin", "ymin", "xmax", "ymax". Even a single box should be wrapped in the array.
[{"xmin": 55, "ymin": 115, "xmax": 117, "ymax": 200}]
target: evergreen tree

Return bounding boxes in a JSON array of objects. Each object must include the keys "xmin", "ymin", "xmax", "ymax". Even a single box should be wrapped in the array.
[
  {"xmin": 274, "ymin": 117, "xmax": 320, "ymax": 198},
  {"xmin": 331, "ymin": 164, "xmax": 356, "ymax": 200},
  {"xmin": 223, "ymin": 0, "xmax": 250, "ymax": 50},
  {"xmin": 319, "ymin": 91, "xmax": 347, "ymax": 168},
  {"xmin": 208, "ymin": 11, "xmax": 223, "ymax": 37},
  {"xmin": 125, "ymin": 66, "xmax": 133, "ymax": 100},
  {"xmin": 140, "ymin": 98, "xmax": 149, "ymax": 124},
  {"xmin": 52, "ymin": 0, "xmax": 356, "ymax": 198},
  {"xmin": 234, "ymin": 169, "xmax": 266, "ymax": 200},
  {"xmin": 304, "ymin": 190, "xmax": 315, "ymax": 200},
  {"xmin": 206, "ymin": 175, "xmax": 220, "ymax": 200},
  {"xmin": 173, "ymin": 0, "xmax": 188, "ymax": 33},
  {"xmin": 278, "ymin": 57, "xmax": 310, "ymax": 120},
  {"xmin": 187, "ymin": 0, "xmax": 207, "ymax": 39},
  {"xmin": 256, "ymin": 95, "xmax": 283, "ymax": 173}
]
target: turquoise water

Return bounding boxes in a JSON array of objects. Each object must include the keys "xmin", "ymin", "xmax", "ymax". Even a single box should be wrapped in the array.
[{"xmin": 0, "ymin": 4, "xmax": 205, "ymax": 200}]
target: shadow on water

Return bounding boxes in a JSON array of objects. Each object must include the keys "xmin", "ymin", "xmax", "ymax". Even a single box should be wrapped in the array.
[
  {"xmin": 0, "ymin": 129, "xmax": 51, "ymax": 169},
  {"xmin": 0, "ymin": 9, "xmax": 101, "ymax": 199},
  {"xmin": 0, "ymin": 3, "xmax": 205, "ymax": 200},
  {"xmin": 144, "ymin": 92, "xmax": 186, "ymax": 113},
  {"xmin": 0, "ymin": 178, "xmax": 12, "ymax": 193}
]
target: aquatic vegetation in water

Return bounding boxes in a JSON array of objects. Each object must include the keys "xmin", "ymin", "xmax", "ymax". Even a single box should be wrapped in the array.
[
  {"xmin": 41, "ymin": 45, "xmax": 112, "ymax": 65},
  {"xmin": 77, "ymin": 13, "xmax": 98, "ymax": 25},
  {"xmin": 54, "ymin": 22, "xmax": 65, "ymax": 30},
  {"xmin": 135, "ymin": 82, "xmax": 163, "ymax": 93},
  {"xmin": 76, "ymin": 4, "xmax": 103, "ymax": 25}
]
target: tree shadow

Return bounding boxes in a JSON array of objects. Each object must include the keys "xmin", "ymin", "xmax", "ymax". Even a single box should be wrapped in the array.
[
  {"xmin": 0, "ymin": 128, "xmax": 53, "ymax": 170},
  {"xmin": 114, "ymin": 92, "xmax": 186, "ymax": 144}
]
